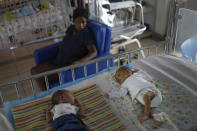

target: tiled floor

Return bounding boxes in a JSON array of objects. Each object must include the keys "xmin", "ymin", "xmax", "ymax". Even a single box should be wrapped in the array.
[
  {"xmin": 0, "ymin": 37, "xmax": 163, "ymax": 106},
  {"xmin": 0, "ymin": 41, "xmax": 54, "ymax": 83},
  {"xmin": 0, "ymin": 40, "xmax": 54, "ymax": 106}
]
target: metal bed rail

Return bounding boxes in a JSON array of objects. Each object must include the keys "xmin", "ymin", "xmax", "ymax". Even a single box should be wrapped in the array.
[{"xmin": 0, "ymin": 41, "xmax": 167, "ymax": 104}]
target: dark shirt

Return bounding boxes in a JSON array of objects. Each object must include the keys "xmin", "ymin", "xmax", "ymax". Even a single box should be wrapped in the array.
[{"xmin": 53, "ymin": 24, "xmax": 95, "ymax": 67}]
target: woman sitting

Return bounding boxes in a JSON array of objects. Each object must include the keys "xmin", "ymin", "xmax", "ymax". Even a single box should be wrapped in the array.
[{"xmin": 31, "ymin": 8, "xmax": 97, "ymax": 91}]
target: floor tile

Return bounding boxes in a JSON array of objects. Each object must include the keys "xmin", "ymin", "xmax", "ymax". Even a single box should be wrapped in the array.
[
  {"xmin": 0, "ymin": 50, "xmax": 15, "ymax": 64},
  {"xmin": 25, "ymin": 40, "xmax": 54, "ymax": 55},
  {"xmin": 0, "ymin": 63, "xmax": 18, "ymax": 84},
  {"xmin": 12, "ymin": 46, "xmax": 30, "ymax": 59}
]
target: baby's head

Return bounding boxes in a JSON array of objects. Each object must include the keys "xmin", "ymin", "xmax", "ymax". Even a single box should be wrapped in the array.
[
  {"xmin": 115, "ymin": 66, "xmax": 133, "ymax": 84},
  {"xmin": 52, "ymin": 90, "xmax": 75, "ymax": 105}
]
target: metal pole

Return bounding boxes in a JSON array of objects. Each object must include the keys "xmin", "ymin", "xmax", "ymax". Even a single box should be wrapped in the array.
[
  {"xmin": 30, "ymin": 79, "xmax": 36, "ymax": 96},
  {"xmin": 44, "ymin": 76, "xmax": 50, "ymax": 91}
]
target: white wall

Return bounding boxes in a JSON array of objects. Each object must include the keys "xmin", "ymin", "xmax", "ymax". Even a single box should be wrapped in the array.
[
  {"xmin": 143, "ymin": 0, "xmax": 170, "ymax": 37},
  {"xmin": 154, "ymin": 0, "xmax": 170, "ymax": 37},
  {"xmin": 143, "ymin": 0, "xmax": 156, "ymax": 31},
  {"xmin": 185, "ymin": 0, "xmax": 197, "ymax": 10}
]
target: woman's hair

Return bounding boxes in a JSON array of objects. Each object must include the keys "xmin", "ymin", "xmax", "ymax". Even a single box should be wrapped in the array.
[
  {"xmin": 51, "ymin": 90, "xmax": 70, "ymax": 105},
  {"xmin": 73, "ymin": 7, "xmax": 89, "ymax": 21}
]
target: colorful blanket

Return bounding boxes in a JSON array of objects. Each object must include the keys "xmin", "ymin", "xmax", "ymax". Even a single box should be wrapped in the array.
[{"xmin": 12, "ymin": 84, "xmax": 126, "ymax": 131}]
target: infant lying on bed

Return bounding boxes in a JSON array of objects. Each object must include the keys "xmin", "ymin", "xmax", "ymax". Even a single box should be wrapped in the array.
[
  {"xmin": 46, "ymin": 90, "xmax": 90, "ymax": 131},
  {"xmin": 105, "ymin": 66, "xmax": 163, "ymax": 129}
]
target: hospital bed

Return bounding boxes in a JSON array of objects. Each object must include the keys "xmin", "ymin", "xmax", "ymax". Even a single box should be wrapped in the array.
[{"xmin": 0, "ymin": 40, "xmax": 197, "ymax": 130}]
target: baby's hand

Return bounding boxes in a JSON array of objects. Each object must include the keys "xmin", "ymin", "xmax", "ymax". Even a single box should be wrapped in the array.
[
  {"xmin": 46, "ymin": 109, "xmax": 50, "ymax": 114},
  {"xmin": 80, "ymin": 113, "xmax": 87, "ymax": 119},
  {"xmin": 45, "ymin": 107, "xmax": 53, "ymax": 123},
  {"xmin": 74, "ymin": 98, "xmax": 81, "ymax": 106},
  {"xmin": 75, "ymin": 98, "xmax": 79, "ymax": 103},
  {"xmin": 104, "ymin": 93, "xmax": 110, "ymax": 99},
  {"xmin": 46, "ymin": 106, "xmax": 52, "ymax": 115}
]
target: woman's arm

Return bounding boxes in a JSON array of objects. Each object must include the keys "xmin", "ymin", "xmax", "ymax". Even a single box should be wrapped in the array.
[
  {"xmin": 72, "ymin": 44, "xmax": 97, "ymax": 65},
  {"xmin": 74, "ymin": 98, "xmax": 86, "ymax": 118}
]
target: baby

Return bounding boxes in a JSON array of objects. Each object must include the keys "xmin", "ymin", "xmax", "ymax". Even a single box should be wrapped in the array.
[
  {"xmin": 46, "ymin": 89, "xmax": 90, "ymax": 131},
  {"xmin": 105, "ymin": 66, "xmax": 163, "ymax": 129}
]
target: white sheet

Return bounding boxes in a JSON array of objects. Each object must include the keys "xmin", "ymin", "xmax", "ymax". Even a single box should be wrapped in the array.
[
  {"xmin": 0, "ymin": 109, "xmax": 14, "ymax": 131},
  {"xmin": 132, "ymin": 55, "xmax": 197, "ymax": 96},
  {"xmin": 63, "ymin": 71, "xmax": 113, "ymax": 93}
]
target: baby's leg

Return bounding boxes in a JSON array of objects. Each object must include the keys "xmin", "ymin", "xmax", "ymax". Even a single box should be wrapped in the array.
[
  {"xmin": 152, "ymin": 112, "xmax": 164, "ymax": 129},
  {"xmin": 138, "ymin": 91, "xmax": 155, "ymax": 123},
  {"xmin": 144, "ymin": 91, "xmax": 155, "ymax": 114}
]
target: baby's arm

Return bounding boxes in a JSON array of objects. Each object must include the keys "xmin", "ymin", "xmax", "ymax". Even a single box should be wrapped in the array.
[
  {"xmin": 75, "ymin": 98, "xmax": 86, "ymax": 118},
  {"xmin": 46, "ymin": 106, "xmax": 54, "ymax": 123}
]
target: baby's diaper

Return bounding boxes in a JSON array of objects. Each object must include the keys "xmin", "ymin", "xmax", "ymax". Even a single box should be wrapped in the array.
[{"xmin": 136, "ymin": 88, "xmax": 162, "ymax": 107}]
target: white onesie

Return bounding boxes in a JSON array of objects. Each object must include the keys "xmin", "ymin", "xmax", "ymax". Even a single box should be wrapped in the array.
[
  {"xmin": 109, "ymin": 70, "xmax": 162, "ymax": 107},
  {"xmin": 51, "ymin": 103, "xmax": 79, "ymax": 120}
]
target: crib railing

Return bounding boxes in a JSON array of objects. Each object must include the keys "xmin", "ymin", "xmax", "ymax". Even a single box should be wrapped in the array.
[
  {"xmin": 0, "ymin": 0, "xmax": 71, "ymax": 50},
  {"xmin": 0, "ymin": 41, "xmax": 167, "ymax": 105}
]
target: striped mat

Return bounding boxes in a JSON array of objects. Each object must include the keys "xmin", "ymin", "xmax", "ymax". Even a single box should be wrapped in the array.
[{"xmin": 12, "ymin": 84, "xmax": 125, "ymax": 131}]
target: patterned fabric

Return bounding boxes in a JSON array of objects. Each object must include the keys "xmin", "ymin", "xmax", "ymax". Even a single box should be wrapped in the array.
[
  {"xmin": 12, "ymin": 84, "xmax": 125, "ymax": 131},
  {"xmin": 12, "ymin": 98, "xmax": 51, "ymax": 131},
  {"xmin": 108, "ymin": 80, "xmax": 179, "ymax": 131},
  {"xmin": 108, "ymin": 70, "xmax": 197, "ymax": 131}
]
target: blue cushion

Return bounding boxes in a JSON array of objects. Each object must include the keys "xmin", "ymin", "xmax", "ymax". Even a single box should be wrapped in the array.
[
  {"xmin": 104, "ymin": 25, "xmax": 112, "ymax": 52},
  {"xmin": 88, "ymin": 21, "xmax": 106, "ymax": 55},
  {"xmin": 89, "ymin": 20, "xmax": 112, "ymax": 55},
  {"xmin": 34, "ymin": 42, "xmax": 60, "ymax": 65},
  {"xmin": 60, "ymin": 57, "xmax": 114, "ymax": 84},
  {"xmin": 50, "ymin": 56, "xmax": 114, "ymax": 88}
]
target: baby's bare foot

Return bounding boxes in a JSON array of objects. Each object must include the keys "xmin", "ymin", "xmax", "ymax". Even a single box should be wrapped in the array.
[
  {"xmin": 138, "ymin": 114, "xmax": 150, "ymax": 123},
  {"xmin": 152, "ymin": 121, "xmax": 162, "ymax": 129}
]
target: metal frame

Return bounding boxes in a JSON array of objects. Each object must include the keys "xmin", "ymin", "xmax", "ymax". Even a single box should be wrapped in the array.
[
  {"xmin": 110, "ymin": 2, "xmax": 146, "ymax": 42},
  {"xmin": 0, "ymin": 41, "xmax": 167, "ymax": 105},
  {"xmin": 166, "ymin": 0, "xmax": 180, "ymax": 55},
  {"xmin": 109, "ymin": 1, "xmax": 146, "ymax": 59},
  {"xmin": 88, "ymin": 0, "xmax": 145, "ymax": 42}
]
